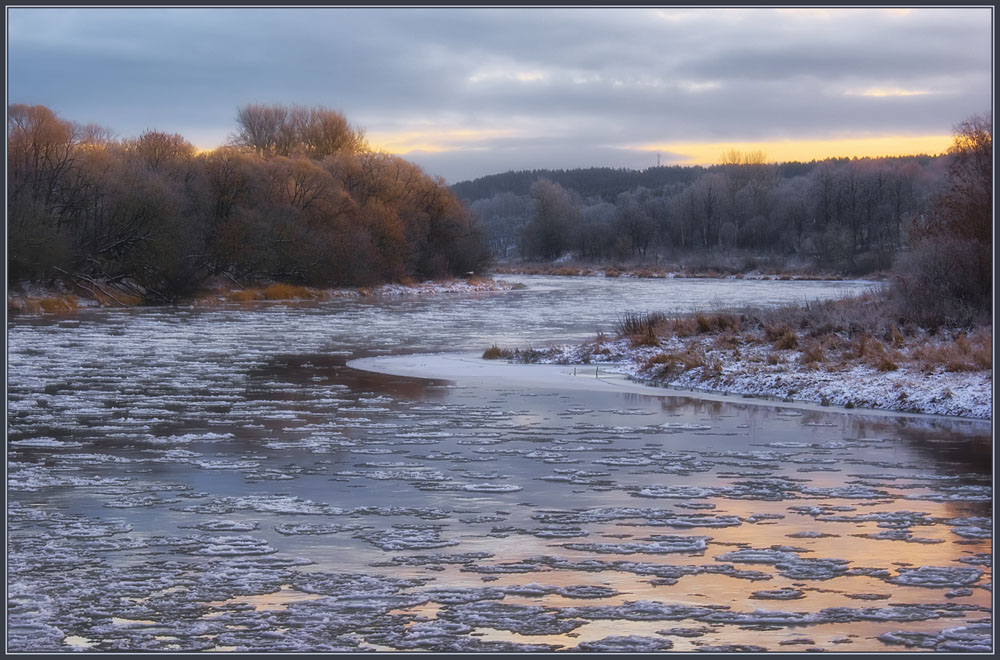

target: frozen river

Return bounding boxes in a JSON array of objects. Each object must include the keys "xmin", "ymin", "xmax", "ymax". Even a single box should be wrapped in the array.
[{"xmin": 7, "ymin": 276, "xmax": 992, "ymax": 652}]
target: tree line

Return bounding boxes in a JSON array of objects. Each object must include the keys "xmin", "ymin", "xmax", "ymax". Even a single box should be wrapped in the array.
[
  {"xmin": 8, "ymin": 103, "xmax": 489, "ymax": 300},
  {"xmin": 462, "ymin": 151, "xmax": 948, "ymax": 275}
]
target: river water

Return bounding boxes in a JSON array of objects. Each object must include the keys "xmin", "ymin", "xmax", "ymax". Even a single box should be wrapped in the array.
[{"xmin": 7, "ymin": 276, "xmax": 992, "ymax": 652}]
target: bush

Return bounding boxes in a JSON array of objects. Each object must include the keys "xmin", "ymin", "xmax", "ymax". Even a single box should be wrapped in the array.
[
  {"xmin": 889, "ymin": 237, "xmax": 991, "ymax": 331},
  {"xmin": 799, "ymin": 340, "xmax": 825, "ymax": 365},
  {"xmin": 616, "ymin": 311, "xmax": 667, "ymax": 337},
  {"xmin": 483, "ymin": 345, "xmax": 513, "ymax": 360},
  {"xmin": 772, "ymin": 330, "xmax": 798, "ymax": 350}
]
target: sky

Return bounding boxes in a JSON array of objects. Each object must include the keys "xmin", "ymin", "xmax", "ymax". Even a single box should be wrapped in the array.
[{"xmin": 6, "ymin": 6, "xmax": 994, "ymax": 184}]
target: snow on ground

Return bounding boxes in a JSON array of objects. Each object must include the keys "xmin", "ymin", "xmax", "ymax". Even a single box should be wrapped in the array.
[
  {"xmin": 357, "ymin": 278, "xmax": 520, "ymax": 297},
  {"xmin": 533, "ymin": 336, "xmax": 992, "ymax": 420}
]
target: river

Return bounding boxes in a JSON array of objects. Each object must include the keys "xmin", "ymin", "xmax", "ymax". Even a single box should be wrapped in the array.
[{"xmin": 7, "ymin": 275, "xmax": 991, "ymax": 652}]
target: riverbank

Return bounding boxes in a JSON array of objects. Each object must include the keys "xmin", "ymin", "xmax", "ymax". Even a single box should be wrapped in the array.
[
  {"xmin": 486, "ymin": 299, "xmax": 992, "ymax": 420},
  {"xmin": 508, "ymin": 335, "xmax": 991, "ymax": 420},
  {"xmin": 7, "ymin": 276, "xmax": 522, "ymax": 316},
  {"xmin": 492, "ymin": 262, "xmax": 860, "ymax": 281}
]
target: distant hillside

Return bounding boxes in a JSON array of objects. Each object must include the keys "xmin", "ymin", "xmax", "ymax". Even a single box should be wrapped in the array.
[
  {"xmin": 451, "ymin": 166, "xmax": 705, "ymax": 202},
  {"xmin": 450, "ymin": 156, "xmax": 940, "ymax": 203}
]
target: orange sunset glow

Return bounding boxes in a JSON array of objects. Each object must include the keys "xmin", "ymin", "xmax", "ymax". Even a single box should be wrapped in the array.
[{"xmin": 633, "ymin": 134, "xmax": 955, "ymax": 165}]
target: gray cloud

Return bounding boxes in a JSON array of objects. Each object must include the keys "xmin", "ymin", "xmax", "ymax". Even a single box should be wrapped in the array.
[{"xmin": 7, "ymin": 7, "xmax": 992, "ymax": 183}]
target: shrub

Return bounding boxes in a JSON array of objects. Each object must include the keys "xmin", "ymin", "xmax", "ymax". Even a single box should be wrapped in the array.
[
  {"xmin": 889, "ymin": 236, "xmax": 991, "ymax": 331},
  {"xmin": 772, "ymin": 330, "xmax": 798, "ymax": 350},
  {"xmin": 515, "ymin": 347, "xmax": 545, "ymax": 363},
  {"xmin": 763, "ymin": 321, "xmax": 794, "ymax": 342},
  {"xmin": 713, "ymin": 331, "xmax": 741, "ymax": 350},
  {"xmin": 616, "ymin": 311, "xmax": 667, "ymax": 338},
  {"xmin": 483, "ymin": 345, "xmax": 513, "ymax": 360},
  {"xmin": 798, "ymin": 340, "xmax": 825, "ymax": 366},
  {"xmin": 695, "ymin": 313, "xmax": 713, "ymax": 333},
  {"xmin": 876, "ymin": 354, "xmax": 899, "ymax": 372}
]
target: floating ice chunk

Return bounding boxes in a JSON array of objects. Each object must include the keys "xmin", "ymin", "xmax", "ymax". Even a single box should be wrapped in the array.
[
  {"xmin": 9, "ymin": 437, "xmax": 84, "ymax": 448},
  {"xmin": 561, "ymin": 535, "xmax": 709, "ymax": 555},
  {"xmin": 275, "ymin": 523, "xmax": 368, "ymax": 536},
  {"xmin": 656, "ymin": 626, "xmax": 715, "ymax": 637},
  {"xmin": 904, "ymin": 485, "xmax": 991, "ymax": 502},
  {"xmin": 571, "ymin": 635, "xmax": 673, "ymax": 652},
  {"xmin": 799, "ymin": 485, "xmax": 891, "ymax": 499},
  {"xmin": 660, "ymin": 423, "xmax": 712, "ymax": 431},
  {"xmin": 192, "ymin": 459, "xmax": 260, "ymax": 470},
  {"xmin": 890, "ymin": 565, "xmax": 983, "ymax": 588},
  {"xmin": 292, "ymin": 572, "xmax": 427, "ymax": 597},
  {"xmin": 354, "ymin": 525, "xmax": 459, "ymax": 551},
  {"xmin": 561, "ymin": 599, "xmax": 719, "ymax": 621},
  {"xmin": 715, "ymin": 548, "xmax": 801, "ymax": 565},
  {"xmin": 438, "ymin": 601, "xmax": 586, "ymax": 635},
  {"xmin": 594, "ymin": 456, "xmax": 655, "ymax": 466},
  {"xmin": 750, "ymin": 588, "xmax": 805, "ymax": 600},
  {"xmin": 632, "ymin": 485, "xmax": 715, "ymax": 499},
  {"xmin": 370, "ymin": 552, "xmax": 494, "ymax": 569},
  {"xmin": 186, "ymin": 520, "xmax": 259, "ymax": 532},
  {"xmin": 531, "ymin": 527, "xmax": 589, "ymax": 539},
  {"xmin": 227, "ymin": 495, "xmax": 344, "ymax": 516},
  {"xmin": 958, "ymin": 553, "xmax": 992, "ymax": 567},
  {"xmin": 459, "ymin": 483, "xmax": 522, "ymax": 493},
  {"xmin": 184, "ymin": 535, "xmax": 277, "ymax": 556},
  {"xmin": 102, "ymin": 494, "xmax": 161, "ymax": 508},
  {"xmin": 776, "ymin": 558, "xmax": 849, "ymax": 581},
  {"xmin": 844, "ymin": 593, "xmax": 890, "ymax": 601},
  {"xmin": 947, "ymin": 517, "xmax": 991, "ymax": 539},
  {"xmin": 156, "ymin": 432, "xmax": 234, "ymax": 444}
]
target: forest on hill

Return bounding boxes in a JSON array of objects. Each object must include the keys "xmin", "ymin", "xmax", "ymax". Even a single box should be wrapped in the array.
[
  {"xmin": 8, "ymin": 103, "xmax": 490, "ymax": 301},
  {"xmin": 455, "ymin": 152, "xmax": 949, "ymax": 276}
]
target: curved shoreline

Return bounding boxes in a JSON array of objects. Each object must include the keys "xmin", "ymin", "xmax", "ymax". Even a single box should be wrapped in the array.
[{"xmin": 347, "ymin": 352, "xmax": 990, "ymax": 425}]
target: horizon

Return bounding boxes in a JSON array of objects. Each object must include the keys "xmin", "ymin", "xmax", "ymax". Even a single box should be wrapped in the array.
[{"xmin": 8, "ymin": 7, "xmax": 991, "ymax": 183}]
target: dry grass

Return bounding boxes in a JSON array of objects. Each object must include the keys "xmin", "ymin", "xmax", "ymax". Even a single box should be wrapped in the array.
[
  {"xmin": 617, "ymin": 312, "xmax": 667, "ymax": 337},
  {"xmin": 772, "ymin": 330, "xmax": 798, "ymax": 350},
  {"xmin": 483, "ymin": 345, "xmax": 514, "ymax": 360},
  {"xmin": 9, "ymin": 294, "xmax": 79, "ymax": 315},
  {"xmin": 798, "ymin": 339, "xmax": 825, "ymax": 366},
  {"xmin": 216, "ymin": 283, "xmax": 330, "ymax": 303},
  {"xmin": 712, "ymin": 331, "xmax": 741, "ymax": 351},
  {"xmin": 910, "ymin": 329, "xmax": 992, "ymax": 372},
  {"xmin": 695, "ymin": 312, "xmax": 741, "ymax": 334},
  {"xmin": 618, "ymin": 291, "xmax": 990, "ymax": 379},
  {"xmin": 261, "ymin": 283, "xmax": 317, "ymax": 300},
  {"xmin": 226, "ymin": 289, "xmax": 259, "ymax": 302},
  {"xmin": 642, "ymin": 346, "xmax": 708, "ymax": 379},
  {"xmin": 38, "ymin": 295, "xmax": 79, "ymax": 313}
]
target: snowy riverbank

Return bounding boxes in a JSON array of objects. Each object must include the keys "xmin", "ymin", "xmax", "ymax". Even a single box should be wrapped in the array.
[{"xmin": 522, "ymin": 335, "xmax": 992, "ymax": 420}]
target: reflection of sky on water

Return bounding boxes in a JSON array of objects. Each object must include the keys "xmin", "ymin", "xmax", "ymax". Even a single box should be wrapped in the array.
[{"xmin": 7, "ymin": 277, "xmax": 991, "ymax": 652}]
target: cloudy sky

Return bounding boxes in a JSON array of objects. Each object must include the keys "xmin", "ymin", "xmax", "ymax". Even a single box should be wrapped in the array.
[{"xmin": 7, "ymin": 6, "xmax": 993, "ymax": 183}]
